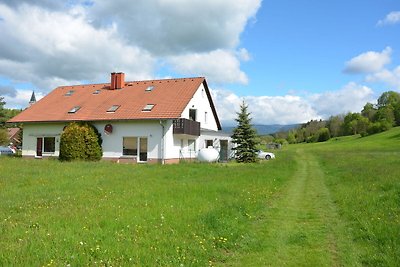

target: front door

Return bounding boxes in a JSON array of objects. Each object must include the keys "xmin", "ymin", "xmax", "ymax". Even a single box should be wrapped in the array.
[
  {"xmin": 220, "ymin": 140, "xmax": 228, "ymax": 162},
  {"xmin": 139, "ymin": 137, "xmax": 148, "ymax": 162},
  {"xmin": 36, "ymin": 137, "xmax": 43, "ymax": 157}
]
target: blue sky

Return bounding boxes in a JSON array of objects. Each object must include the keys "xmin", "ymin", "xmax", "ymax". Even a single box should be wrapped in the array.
[{"xmin": 0, "ymin": 0, "xmax": 399, "ymax": 125}]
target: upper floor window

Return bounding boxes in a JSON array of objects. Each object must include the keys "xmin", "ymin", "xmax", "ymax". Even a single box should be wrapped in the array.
[
  {"xmin": 65, "ymin": 90, "xmax": 74, "ymax": 96},
  {"xmin": 189, "ymin": 109, "xmax": 196, "ymax": 121},
  {"xmin": 145, "ymin": 86, "xmax": 155, "ymax": 92},
  {"xmin": 142, "ymin": 104, "xmax": 155, "ymax": 112},
  {"xmin": 68, "ymin": 106, "xmax": 81, "ymax": 113},
  {"xmin": 107, "ymin": 105, "xmax": 120, "ymax": 112}
]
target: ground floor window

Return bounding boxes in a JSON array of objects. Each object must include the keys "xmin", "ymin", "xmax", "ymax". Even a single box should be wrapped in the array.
[
  {"xmin": 36, "ymin": 136, "xmax": 56, "ymax": 157},
  {"xmin": 205, "ymin": 139, "xmax": 213, "ymax": 148},
  {"xmin": 122, "ymin": 136, "xmax": 148, "ymax": 162},
  {"xmin": 188, "ymin": 139, "xmax": 196, "ymax": 151},
  {"xmin": 43, "ymin": 137, "xmax": 56, "ymax": 153},
  {"xmin": 123, "ymin": 137, "xmax": 138, "ymax": 156}
]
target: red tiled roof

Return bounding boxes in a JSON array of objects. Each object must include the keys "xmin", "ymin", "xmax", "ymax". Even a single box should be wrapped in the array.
[{"xmin": 8, "ymin": 77, "xmax": 220, "ymax": 129}]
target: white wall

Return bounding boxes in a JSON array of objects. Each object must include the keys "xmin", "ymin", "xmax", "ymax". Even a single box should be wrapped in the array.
[
  {"xmin": 22, "ymin": 123, "xmax": 64, "ymax": 157},
  {"xmin": 94, "ymin": 120, "xmax": 166, "ymax": 160},
  {"xmin": 181, "ymin": 83, "xmax": 219, "ymax": 131}
]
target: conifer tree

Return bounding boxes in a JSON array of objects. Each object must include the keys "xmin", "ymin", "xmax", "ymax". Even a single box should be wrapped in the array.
[{"xmin": 231, "ymin": 101, "xmax": 258, "ymax": 163}]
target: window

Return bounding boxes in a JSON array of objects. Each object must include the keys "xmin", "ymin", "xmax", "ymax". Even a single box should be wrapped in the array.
[
  {"xmin": 43, "ymin": 137, "xmax": 55, "ymax": 153},
  {"xmin": 65, "ymin": 90, "xmax": 74, "ymax": 96},
  {"xmin": 68, "ymin": 106, "xmax": 81, "ymax": 113},
  {"xmin": 145, "ymin": 86, "xmax": 155, "ymax": 92},
  {"xmin": 123, "ymin": 137, "xmax": 137, "ymax": 156},
  {"xmin": 205, "ymin": 112, "xmax": 208, "ymax": 124},
  {"xmin": 93, "ymin": 90, "xmax": 101, "ymax": 95},
  {"xmin": 188, "ymin": 139, "xmax": 196, "ymax": 151},
  {"xmin": 205, "ymin": 140, "xmax": 213, "ymax": 148},
  {"xmin": 107, "ymin": 105, "xmax": 120, "ymax": 112},
  {"xmin": 189, "ymin": 109, "xmax": 196, "ymax": 121},
  {"xmin": 142, "ymin": 104, "xmax": 155, "ymax": 112}
]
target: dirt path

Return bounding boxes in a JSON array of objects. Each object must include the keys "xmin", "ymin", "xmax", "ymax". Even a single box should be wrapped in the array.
[{"xmin": 232, "ymin": 148, "xmax": 358, "ymax": 266}]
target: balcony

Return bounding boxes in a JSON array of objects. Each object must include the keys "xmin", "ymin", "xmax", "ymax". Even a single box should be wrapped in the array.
[{"xmin": 173, "ymin": 118, "xmax": 200, "ymax": 136}]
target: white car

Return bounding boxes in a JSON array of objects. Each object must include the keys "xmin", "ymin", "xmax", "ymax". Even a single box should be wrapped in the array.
[
  {"xmin": 257, "ymin": 150, "xmax": 275, "ymax": 160},
  {"xmin": 0, "ymin": 146, "xmax": 15, "ymax": 155}
]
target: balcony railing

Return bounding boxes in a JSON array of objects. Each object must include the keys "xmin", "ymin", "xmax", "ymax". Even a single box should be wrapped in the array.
[{"xmin": 173, "ymin": 118, "xmax": 200, "ymax": 136}]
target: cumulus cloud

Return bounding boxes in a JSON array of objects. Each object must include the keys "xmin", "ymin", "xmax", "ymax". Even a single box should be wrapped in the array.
[
  {"xmin": 377, "ymin": 11, "xmax": 400, "ymax": 26},
  {"xmin": 0, "ymin": 0, "xmax": 260, "ymax": 98},
  {"xmin": 211, "ymin": 83, "xmax": 374, "ymax": 125},
  {"xmin": 89, "ymin": 0, "xmax": 261, "ymax": 55},
  {"xmin": 309, "ymin": 82, "xmax": 374, "ymax": 118},
  {"xmin": 344, "ymin": 47, "xmax": 392, "ymax": 74},
  {"xmin": 3, "ymin": 89, "xmax": 44, "ymax": 109},
  {"xmin": 167, "ymin": 49, "xmax": 248, "ymax": 84},
  {"xmin": 211, "ymin": 89, "xmax": 320, "ymax": 125},
  {"xmin": 366, "ymin": 66, "xmax": 400, "ymax": 90},
  {"xmin": 0, "ymin": 3, "xmax": 154, "ymax": 91}
]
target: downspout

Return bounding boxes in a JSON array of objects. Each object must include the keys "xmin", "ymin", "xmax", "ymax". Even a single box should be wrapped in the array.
[{"xmin": 159, "ymin": 120, "xmax": 165, "ymax": 164}]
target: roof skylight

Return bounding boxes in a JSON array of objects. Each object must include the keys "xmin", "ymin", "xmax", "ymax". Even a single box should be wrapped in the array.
[
  {"xmin": 145, "ymin": 86, "xmax": 155, "ymax": 92},
  {"xmin": 93, "ymin": 89, "xmax": 101, "ymax": 95},
  {"xmin": 68, "ymin": 106, "xmax": 81, "ymax": 113},
  {"xmin": 65, "ymin": 90, "xmax": 75, "ymax": 96},
  {"xmin": 142, "ymin": 104, "xmax": 155, "ymax": 112},
  {"xmin": 107, "ymin": 105, "xmax": 120, "ymax": 112}
]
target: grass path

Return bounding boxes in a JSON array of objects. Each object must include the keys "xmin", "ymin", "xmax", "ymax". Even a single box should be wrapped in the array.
[{"xmin": 231, "ymin": 148, "xmax": 359, "ymax": 266}]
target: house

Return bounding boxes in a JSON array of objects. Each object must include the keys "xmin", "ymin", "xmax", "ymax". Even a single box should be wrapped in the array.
[
  {"xmin": 8, "ymin": 73, "xmax": 233, "ymax": 163},
  {"xmin": 7, "ymin": 127, "xmax": 21, "ymax": 147}
]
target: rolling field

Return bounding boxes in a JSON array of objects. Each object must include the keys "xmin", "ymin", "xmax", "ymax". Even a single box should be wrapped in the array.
[{"xmin": 1, "ymin": 128, "xmax": 399, "ymax": 266}]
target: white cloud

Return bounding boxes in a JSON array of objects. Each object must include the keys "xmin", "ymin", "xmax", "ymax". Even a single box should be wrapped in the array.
[
  {"xmin": 344, "ymin": 47, "xmax": 392, "ymax": 74},
  {"xmin": 89, "ymin": 0, "xmax": 261, "ymax": 55},
  {"xmin": 168, "ymin": 49, "xmax": 248, "ymax": 84},
  {"xmin": 211, "ymin": 89, "xmax": 320, "ymax": 125},
  {"xmin": 0, "ymin": 0, "xmax": 260, "ymax": 97},
  {"xmin": 4, "ymin": 89, "xmax": 44, "ymax": 109},
  {"xmin": 0, "ymin": 3, "xmax": 155, "ymax": 91},
  {"xmin": 212, "ymin": 83, "xmax": 375, "ymax": 126},
  {"xmin": 377, "ymin": 11, "xmax": 400, "ymax": 26},
  {"xmin": 366, "ymin": 66, "xmax": 400, "ymax": 90},
  {"xmin": 309, "ymin": 82, "xmax": 374, "ymax": 118}
]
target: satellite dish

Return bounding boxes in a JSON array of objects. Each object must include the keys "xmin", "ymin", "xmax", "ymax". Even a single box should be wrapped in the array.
[{"xmin": 104, "ymin": 124, "xmax": 113, "ymax": 135}]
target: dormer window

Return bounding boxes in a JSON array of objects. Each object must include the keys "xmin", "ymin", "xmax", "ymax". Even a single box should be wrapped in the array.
[
  {"xmin": 145, "ymin": 86, "xmax": 155, "ymax": 92},
  {"xmin": 107, "ymin": 105, "xmax": 120, "ymax": 112},
  {"xmin": 65, "ymin": 90, "xmax": 74, "ymax": 96},
  {"xmin": 68, "ymin": 106, "xmax": 81, "ymax": 113},
  {"xmin": 142, "ymin": 104, "xmax": 155, "ymax": 112}
]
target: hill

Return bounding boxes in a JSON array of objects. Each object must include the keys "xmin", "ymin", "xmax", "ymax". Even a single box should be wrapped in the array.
[{"xmin": 222, "ymin": 124, "xmax": 300, "ymax": 135}]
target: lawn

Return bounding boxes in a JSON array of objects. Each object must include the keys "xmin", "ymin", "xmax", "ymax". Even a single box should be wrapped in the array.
[
  {"xmin": 0, "ymin": 128, "xmax": 399, "ymax": 266},
  {"xmin": 0, "ymin": 155, "xmax": 295, "ymax": 266}
]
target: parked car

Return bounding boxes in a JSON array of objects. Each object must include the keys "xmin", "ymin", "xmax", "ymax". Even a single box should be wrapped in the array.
[
  {"xmin": 257, "ymin": 150, "xmax": 275, "ymax": 160},
  {"xmin": 0, "ymin": 146, "xmax": 15, "ymax": 155}
]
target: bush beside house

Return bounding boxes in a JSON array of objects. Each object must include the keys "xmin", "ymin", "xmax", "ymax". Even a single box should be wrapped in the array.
[{"xmin": 59, "ymin": 122, "xmax": 102, "ymax": 161}]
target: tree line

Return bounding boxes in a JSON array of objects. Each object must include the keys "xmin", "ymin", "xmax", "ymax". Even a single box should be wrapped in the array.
[
  {"xmin": 0, "ymin": 96, "xmax": 22, "ymax": 145},
  {"xmin": 276, "ymin": 91, "xmax": 400, "ymax": 144}
]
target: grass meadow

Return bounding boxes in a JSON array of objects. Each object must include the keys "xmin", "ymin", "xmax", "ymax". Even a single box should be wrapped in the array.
[{"xmin": 1, "ymin": 127, "xmax": 399, "ymax": 266}]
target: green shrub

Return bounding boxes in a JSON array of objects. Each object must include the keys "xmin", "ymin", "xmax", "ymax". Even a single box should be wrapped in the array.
[
  {"xmin": 59, "ymin": 122, "xmax": 102, "ymax": 161},
  {"xmin": 317, "ymin": 127, "xmax": 331, "ymax": 142}
]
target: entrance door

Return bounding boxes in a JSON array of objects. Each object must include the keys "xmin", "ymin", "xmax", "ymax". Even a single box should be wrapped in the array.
[
  {"xmin": 220, "ymin": 140, "xmax": 228, "ymax": 162},
  {"xmin": 139, "ymin": 137, "xmax": 148, "ymax": 162},
  {"xmin": 36, "ymin": 137, "xmax": 43, "ymax": 157}
]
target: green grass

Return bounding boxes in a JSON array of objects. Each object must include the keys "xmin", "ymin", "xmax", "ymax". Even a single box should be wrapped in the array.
[
  {"xmin": 1, "ymin": 128, "xmax": 399, "ymax": 266},
  {"xmin": 0, "ymin": 156, "xmax": 295, "ymax": 266}
]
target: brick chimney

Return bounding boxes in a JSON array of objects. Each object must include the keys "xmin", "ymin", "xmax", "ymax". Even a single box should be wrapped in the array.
[{"xmin": 110, "ymin": 72, "xmax": 125, "ymax": 90}]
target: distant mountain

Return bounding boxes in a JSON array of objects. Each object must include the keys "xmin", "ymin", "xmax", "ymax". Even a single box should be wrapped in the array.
[{"xmin": 221, "ymin": 124, "xmax": 300, "ymax": 135}]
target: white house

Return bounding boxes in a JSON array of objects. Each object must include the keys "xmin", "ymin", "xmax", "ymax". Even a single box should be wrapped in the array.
[{"xmin": 8, "ymin": 73, "xmax": 232, "ymax": 163}]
